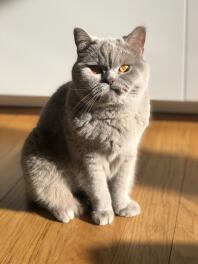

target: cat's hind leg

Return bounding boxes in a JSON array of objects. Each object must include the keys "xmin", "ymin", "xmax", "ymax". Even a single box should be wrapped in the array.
[
  {"xmin": 23, "ymin": 156, "xmax": 82, "ymax": 223},
  {"xmin": 22, "ymin": 134, "xmax": 82, "ymax": 223}
]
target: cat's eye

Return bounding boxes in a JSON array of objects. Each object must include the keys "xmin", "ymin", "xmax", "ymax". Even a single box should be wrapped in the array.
[
  {"xmin": 88, "ymin": 65, "xmax": 102, "ymax": 74},
  {"xmin": 118, "ymin": 65, "xmax": 129, "ymax": 73}
]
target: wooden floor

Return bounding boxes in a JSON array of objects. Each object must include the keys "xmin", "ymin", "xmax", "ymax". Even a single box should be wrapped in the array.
[{"xmin": 0, "ymin": 108, "xmax": 197, "ymax": 264}]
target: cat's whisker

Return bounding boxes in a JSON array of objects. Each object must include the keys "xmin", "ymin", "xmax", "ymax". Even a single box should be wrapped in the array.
[
  {"xmin": 73, "ymin": 86, "xmax": 102, "ymax": 114},
  {"xmin": 79, "ymin": 90, "xmax": 102, "ymax": 115},
  {"xmin": 72, "ymin": 91, "xmax": 93, "ymax": 114},
  {"xmin": 75, "ymin": 94, "xmax": 95, "ymax": 115},
  {"xmin": 79, "ymin": 95, "xmax": 97, "ymax": 115},
  {"xmin": 71, "ymin": 85, "xmax": 101, "ymax": 115},
  {"xmin": 71, "ymin": 89, "xmax": 88, "ymax": 91}
]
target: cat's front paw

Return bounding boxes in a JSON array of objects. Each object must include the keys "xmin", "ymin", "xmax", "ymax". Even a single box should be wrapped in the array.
[
  {"xmin": 92, "ymin": 210, "xmax": 114, "ymax": 225},
  {"xmin": 53, "ymin": 198, "xmax": 83, "ymax": 223},
  {"xmin": 115, "ymin": 200, "xmax": 141, "ymax": 217},
  {"xmin": 53, "ymin": 208, "xmax": 75, "ymax": 223}
]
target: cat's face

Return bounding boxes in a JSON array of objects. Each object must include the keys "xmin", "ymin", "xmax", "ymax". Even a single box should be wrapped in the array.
[{"xmin": 72, "ymin": 27, "xmax": 149, "ymax": 106}]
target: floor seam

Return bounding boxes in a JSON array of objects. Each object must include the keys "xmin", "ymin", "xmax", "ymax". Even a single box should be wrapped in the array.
[
  {"xmin": 0, "ymin": 177, "xmax": 23, "ymax": 203},
  {"xmin": 167, "ymin": 157, "xmax": 188, "ymax": 264}
]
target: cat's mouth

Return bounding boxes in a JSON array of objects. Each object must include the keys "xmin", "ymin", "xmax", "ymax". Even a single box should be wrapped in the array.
[
  {"xmin": 100, "ymin": 83, "xmax": 122, "ymax": 96},
  {"xmin": 111, "ymin": 86, "xmax": 122, "ymax": 95},
  {"xmin": 95, "ymin": 86, "xmax": 124, "ymax": 106}
]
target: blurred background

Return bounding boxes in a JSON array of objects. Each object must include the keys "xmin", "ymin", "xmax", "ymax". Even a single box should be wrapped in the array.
[{"xmin": 0, "ymin": 0, "xmax": 197, "ymax": 111}]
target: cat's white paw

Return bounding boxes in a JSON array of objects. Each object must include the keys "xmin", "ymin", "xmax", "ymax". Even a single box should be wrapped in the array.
[
  {"xmin": 52, "ymin": 198, "xmax": 83, "ymax": 223},
  {"xmin": 92, "ymin": 210, "xmax": 114, "ymax": 225},
  {"xmin": 116, "ymin": 200, "xmax": 141, "ymax": 217},
  {"xmin": 54, "ymin": 208, "xmax": 75, "ymax": 223}
]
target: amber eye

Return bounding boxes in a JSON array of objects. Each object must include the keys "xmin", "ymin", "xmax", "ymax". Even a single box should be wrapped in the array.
[
  {"xmin": 118, "ymin": 65, "xmax": 129, "ymax": 73},
  {"xmin": 88, "ymin": 65, "xmax": 102, "ymax": 74}
]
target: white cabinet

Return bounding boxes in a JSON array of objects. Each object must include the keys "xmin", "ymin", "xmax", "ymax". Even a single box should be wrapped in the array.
[
  {"xmin": 0, "ymin": 0, "xmax": 196, "ymax": 104},
  {"xmin": 186, "ymin": 0, "xmax": 198, "ymax": 101}
]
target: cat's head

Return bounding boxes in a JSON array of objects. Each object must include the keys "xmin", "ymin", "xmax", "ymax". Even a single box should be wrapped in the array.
[{"xmin": 72, "ymin": 26, "xmax": 149, "ymax": 107}]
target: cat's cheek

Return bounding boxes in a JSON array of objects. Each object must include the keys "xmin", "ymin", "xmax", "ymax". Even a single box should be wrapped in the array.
[
  {"xmin": 82, "ymin": 68, "xmax": 101, "ymax": 82},
  {"xmin": 94, "ymin": 74, "xmax": 102, "ymax": 82}
]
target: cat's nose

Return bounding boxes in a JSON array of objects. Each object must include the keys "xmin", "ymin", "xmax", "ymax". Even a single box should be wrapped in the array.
[
  {"xmin": 103, "ymin": 77, "xmax": 115, "ymax": 86},
  {"xmin": 103, "ymin": 71, "xmax": 115, "ymax": 86},
  {"xmin": 108, "ymin": 78, "xmax": 115, "ymax": 86}
]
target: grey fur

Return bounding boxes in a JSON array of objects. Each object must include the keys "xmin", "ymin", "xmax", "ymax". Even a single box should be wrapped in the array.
[{"xmin": 21, "ymin": 26, "xmax": 150, "ymax": 225}]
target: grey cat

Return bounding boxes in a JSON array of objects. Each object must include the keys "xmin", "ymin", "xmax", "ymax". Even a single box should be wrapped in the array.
[{"xmin": 21, "ymin": 26, "xmax": 150, "ymax": 225}]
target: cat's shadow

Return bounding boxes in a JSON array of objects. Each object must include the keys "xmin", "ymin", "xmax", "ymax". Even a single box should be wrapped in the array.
[{"xmin": 88, "ymin": 241, "xmax": 198, "ymax": 264}]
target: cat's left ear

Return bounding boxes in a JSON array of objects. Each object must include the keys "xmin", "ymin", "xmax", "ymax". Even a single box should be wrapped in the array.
[
  {"xmin": 73, "ymin": 27, "xmax": 92, "ymax": 53},
  {"xmin": 123, "ymin": 26, "xmax": 146, "ymax": 56}
]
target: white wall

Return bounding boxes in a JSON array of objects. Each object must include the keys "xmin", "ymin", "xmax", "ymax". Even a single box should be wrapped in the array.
[
  {"xmin": 186, "ymin": 0, "xmax": 198, "ymax": 101},
  {"xmin": 0, "ymin": 0, "xmax": 194, "ymax": 103}
]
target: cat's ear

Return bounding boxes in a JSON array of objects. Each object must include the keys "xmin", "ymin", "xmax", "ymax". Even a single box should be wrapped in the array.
[
  {"xmin": 123, "ymin": 26, "xmax": 146, "ymax": 56},
  {"xmin": 73, "ymin": 27, "xmax": 92, "ymax": 53}
]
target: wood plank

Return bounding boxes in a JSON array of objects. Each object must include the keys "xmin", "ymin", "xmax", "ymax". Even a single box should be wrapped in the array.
[
  {"xmin": 169, "ymin": 122, "xmax": 198, "ymax": 264},
  {"xmin": 109, "ymin": 119, "xmax": 189, "ymax": 264},
  {"xmin": 0, "ymin": 110, "xmax": 39, "ymax": 199},
  {"xmin": 0, "ymin": 180, "xmax": 49, "ymax": 264}
]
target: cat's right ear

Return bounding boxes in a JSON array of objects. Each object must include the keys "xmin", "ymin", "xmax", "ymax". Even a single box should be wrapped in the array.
[
  {"xmin": 73, "ymin": 28, "xmax": 92, "ymax": 53},
  {"xmin": 123, "ymin": 26, "xmax": 146, "ymax": 56}
]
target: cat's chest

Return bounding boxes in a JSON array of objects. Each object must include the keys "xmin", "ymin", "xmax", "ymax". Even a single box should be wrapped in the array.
[
  {"xmin": 97, "ymin": 117, "xmax": 132, "ymax": 150},
  {"xmin": 74, "ymin": 110, "xmax": 138, "ymax": 153}
]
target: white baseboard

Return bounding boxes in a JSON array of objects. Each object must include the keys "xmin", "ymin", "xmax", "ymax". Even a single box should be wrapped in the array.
[{"xmin": 1, "ymin": 95, "xmax": 198, "ymax": 114}]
